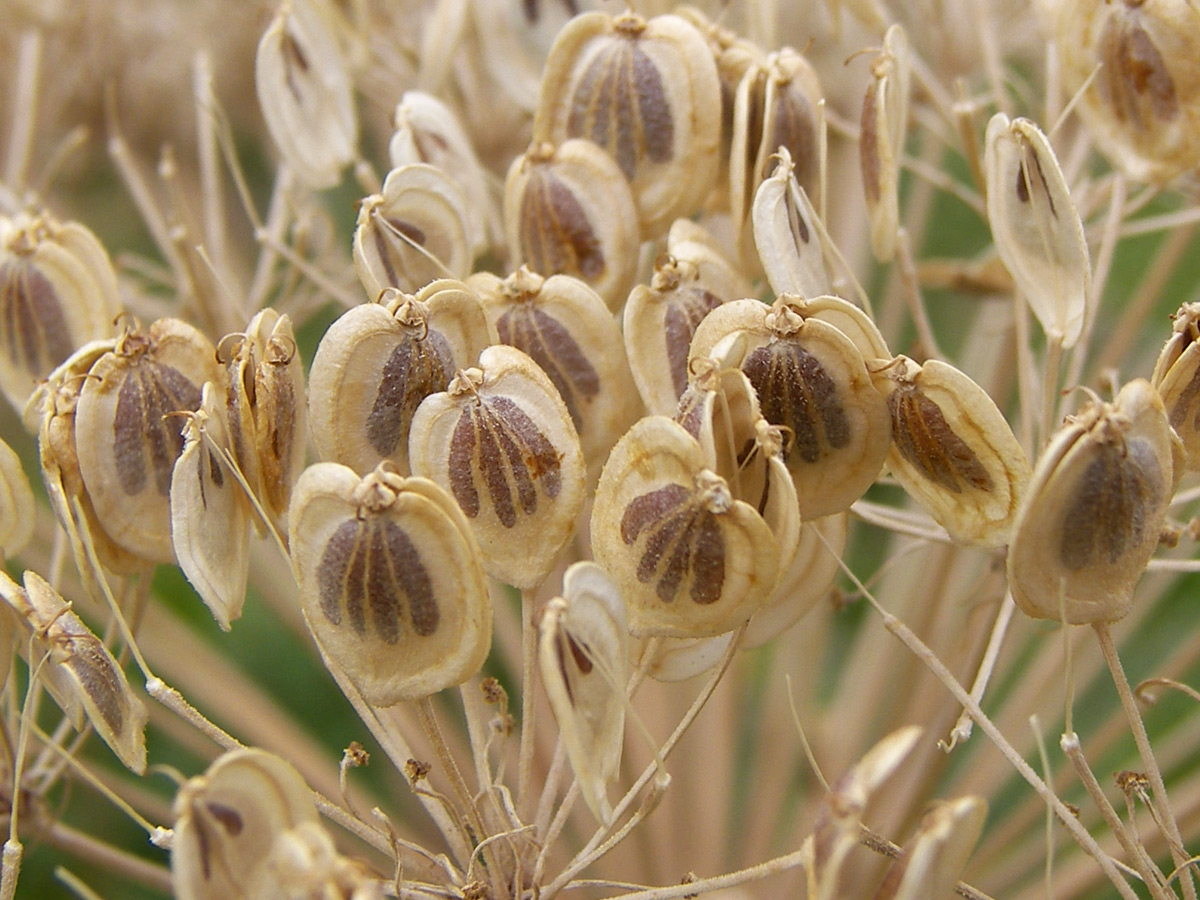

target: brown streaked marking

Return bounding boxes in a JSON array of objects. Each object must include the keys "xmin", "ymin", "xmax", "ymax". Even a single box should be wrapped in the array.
[
  {"xmin": 621, "ymin": 483, "xmax": 726, "ymax": 605},
  {"xmin": 1, "ymin": 259, "xmax": 74, "ymax": 379},
  {"xmin": 1060, "ymin": 439, "xmax": 1162, "ymax": 570},
  {"xmin": 64, "ymin": 635, "xmax": 125, "ymax": 735},
  {"xmin": 193, "ymin": 800, "xmax": 244, "ymax": 881},
  {"xmin": 257, "ymin": 364, "xmax": 296, "ymax": 513},
  {"xmin": 1099, "ymin": 17, "xmax": 1179, "ymax": 131},
  {"xmin": 673, "ymin": 383, "xmax": 707, "ymax": 437},
  {"xmin": 663, "ymin": 289, "xmax": 722, "ymax": 398},
  {"xmin": 555, "ymin": 631, "xmax": 593, "ymax": 705},
  {"xmin": 370, "ymin": 209, "xmax": 432, "ymax": 288},
  {"xmin": 889, "ymin": 386, "xmax": 993, "ymax": 494},
  {"xmin": 281, "ymin": 28, "xmax": 310, "ymax": 105},
  {"xmin": 113, "ymin": 359, "xmax": 203, "ymax": 496},
  {"xmin": 367, "ymin": 330, "xmax": 454, "ymax": 457},
  {"xmin": 497, "ymin": 305, "xmax": 600, "ymax": 431},
  {"xmin": 742, "ymin": 342, "xmax": 849, "ymax": 465},
  {"xmin": 859, "ymin": 84, "xmax": 882, "ymax": 204},
  {"xmin": 520, "ymin": 170, "xmax": 606, "ymax": 281},
  {"xmin": 1015, "ymin": 145, "xmax": 1057, "ymax": 218},
  {"xmin": 1167, "ymin": 359, "xmax": 1200, "ymax": 433},
  {"xmin": 763, "ymin": 85, "xmax": 819, "ymax": 195}
]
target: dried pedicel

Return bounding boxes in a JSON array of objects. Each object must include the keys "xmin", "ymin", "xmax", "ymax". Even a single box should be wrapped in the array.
[
  {"xmin": 0, "ymin": 212, "xmax": 121, "ymax": 420},
  {"xmin": 172, "ymin": 747, "xmax": 317, "ymax": 900},
  {"xmin": 0, "ymin": 436, "xmax": 34, "ymax": 557},
  {"xmin": 308, "ymin": 282, "xmax": 492, "ymax": 476},
  {"xmin": 859, "ymin": 25, "xmax": 911, "ymax": 262},
  {"xmin": 471, "ymin": 267, "xmax": 639, "ymax": 479},
  {"xmin": 624, "ymin": 219, "xmax": 751, "ymax": 416},
  {"xmin": 1152, "ymin": 301, "xmax": 1200, "ymax": 471},
  {"xmin": 289, "ymin": 463, "xmax": 491, "ymax": 704},
  {"xmin": 752, "ymin": 147, "xmax": 831, "ymax": 299},
  {"xmin": 0, "ymin": 570, "xmax": 148, "ymax": 773},
  {"xmin": 591, "ymin": 416, "xmax": 779, "ymax": 638},
  {"xmin": 353, "ymin": 163, "xmax": 473, "ymax": 297},
  {"xmin": 504, "ymin": 139, "xmax": 640, "ymax": 311},
  {"xmin": 538, "ymin": 561, "xmax": 628, "ymax": 824},
  {"xmin": 1008, "ymin": 379, "xmax": 1177, "ymax": 624},
  {"xmin": 255, "ymin": 0, "xmax": 357, "ymax": 189},
  {"xmin": 870, "ymin": 356, "xmax": 1030, "ymax": 547},
  {"xmin": 984, "ymin": 113, "xmax": 1091, "ymax": 348},
  {"xmin": 409, "ymin": 345, "xmax": 586, "ymax": 588},
  {"xmin": 75, "ymin": 318, "xmax": 220, "ymax": 563},
  {"xmin": 533, "ymin": 10, "xmax": 721, "ymax": 238}
]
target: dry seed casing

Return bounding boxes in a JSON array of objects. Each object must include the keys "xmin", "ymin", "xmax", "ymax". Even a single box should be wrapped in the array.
[
  {"xmin": 984, "ymin": 113, "xmax": 1091, "ymax": 348},
  {"xmin": 75, "ymin": 319, "xmax": 220, "ymax": 563},
  {"xmin": 289, "ymin": 463, "xmax": 492, "ymax": 705},
  {"xmin": 171, "ymin": 383, "xmax": 252, "ymax": 631},
  {"xmin": 623, "ymin": 218, "xmax": 751, "ymax": 416},
  {"xmin": 859, "ymin": 25, "xmax": 911, "ymax": 263},
  {"xmin": 591, "ymin": 415, "xmax": 779, "ymax": 638},
  {"xmin": 874, "ymin": 796, "xmax": 987, "ymax": 900},
  {"xmin": 308, "ymin": 282, "xmax": 492, "ymax": 476},
  {"xmin": 690, "ymin": 297, "xmax": 891, "ymax": 519},
  {"xmin": 1151, "ymin": 301, "xmax": 1200, "ymax": 471},
  {"xmin": 1008, "ymin": 379, "xmax": 1176, "ymax": 624},
  {"xmin": 255, "ymin": 0, "xmax": 357, "ymax": 189},
  {"xmin": 0, "ymin": 212, "xmax": 121, "ymax": 420},
  {"xmin": 0, "ymin": 435, "xmax": 34, "ymax": 557},
  {"xmin": 870, "ymin": 356, "xmax": 1030, "ymax": 548},
  {"xmin": 752, "ymin": 147, "xmax": 832, "ymax": 299},
  {"xmin": 409, "ymin": 344, "xmax": 587, "ymax": 589},
  {"xmin": 172, "ymin": 748, "xmax": 318, "ymax": 900},
  {"xmin": 504, "ymin": 139, "xmax": 641, "ymax": 312},
  {"xmin": 533, "ymin": 10, "xmax": 721, "ymax": 238},
  {"xmin": 470, "ymin": 266, "xmax": 640, "ymax": 480},
  {"xmin": 255, "ymin": 820, "xmax": 385, "ymax": 900},
  {"xmin": 1047, "ymin": 0, "xmax": 1200, "ymax": 183},
  {"xmin": 353, "ymin": 163, "xmax": 473, "ymax": 297},
  {"xmin": 538, "ymin": 561, "xmax": 628, "ymax": 824}
]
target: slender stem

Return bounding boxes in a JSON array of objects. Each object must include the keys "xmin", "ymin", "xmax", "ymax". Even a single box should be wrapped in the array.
[
  {"xmin": 942, "ymin": 592, "xmax": 1015, "ymax": 751},
  {"xmin": 43, "ymin": 821, "xmax": 172, "ymax": 894},
  {"xmin": 895, "ymin": 227, "xmax": 943, "ymax": 360},
  {"xmin": 517, "ymin": 587, "xmax": 539, "ymax": 820},
  {"xmin": 4, "ymin": 31, "xmax": 40, "ymax": 193}
]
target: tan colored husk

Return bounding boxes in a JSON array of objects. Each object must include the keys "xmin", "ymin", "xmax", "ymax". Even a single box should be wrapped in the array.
[
  {"xmin": 873, "ymin": 796, "xmax": 987, "ymax": 900},
  {"xmin": 752, "ymin": 147, "xmax": 832, "ymax": 299},
  {"xmin": 0, "ymin": 435, "xmax": 34, "ymax": 557},
  {"xmin": 859, "ymin": 24, "xmax": 910, "ymax": 263},
  {"xmin": 1151, "ymin": 300, "xmax": 1200, "ymax": 471}
]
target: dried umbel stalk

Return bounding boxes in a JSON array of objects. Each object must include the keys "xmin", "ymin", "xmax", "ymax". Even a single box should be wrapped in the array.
[
  {"xmin": 353, "ymin": 163, "xmax": 474, "ymax": 297},
  {"xmin": 591, "ymin": 415, "xmax": 779, "ymax": 638},
  {"xmin": 0, "ymin": 570, "xmax": 148, "ymax": 773},
  {"xmin": 307, "ymin": 282, "xmax": 492, "ymax": 476},
  {"xmin": 873, "ymin": 796, "xmax": 987, "ymax": 900},
  {"xmin": 537, "ymin": 561, "xmax": 628, "ymax": 824},
  {"xmin": 752, "ymin": 147, "xmax": 831, "ymax": 299},
  {"xmin": 0, "ymin": 435, "xmax": 34, "ymax": 557},
  {"xmin": 171, "ymin": 383, "xmax": 252, "ymax": 631},
  {"xmin": 870, "ymin": 356, "xmax": 1031, "ymax": 548},
  {"xmin": 289, "ymin": 463, "xmax": 492, "ymax": 705},
  {"xmin": 691, "ymin": 296, "xmax": 891, "ymax": 519},
  {"xmin": 1046, "ymin": 0, "xmax": 1200, "ymax": 183},
  {"xmin": 171, "ymin": 748, "xmax": 318, "ymax": 900},
  {"xmin": 533, "ymin": 10, "xmax": 722, "ymax": 238},
  {"xmin": 1008, "ymin": 379, "xmax": 1177, "ymax": 624},
  {"xmin": 1151, "ymin": 301, "xmax": 1200, "ymax": 471},
  {"xmin": 75, "ymin": 318, "xmax": 220, "ymax": 563},
  {"xmin": 504, "ymin": 139, "xmax": 640, "ymax": 311},
  {"xmin": 859, "ymin": 24, "xmax": 911, "ymax": 263},
  {"xmin": 0, "ymin": 211, "xmax": 121, "ymax": 416},
  {"xmin": 623, "ymin": 219, "xmax": 750, "ymax": 416},
  {"xmin": 409, "ymin": 344, "xmax": 587, "ymax": 588},
  {"xmin": 255, "ymin": 0, "xmax": 358, "ymax": 189},
  {"xmin": 470, "ymin": 266, "xmax": 640, "ymax": 479},
  {"xmin": 984, "ymin": 113, "xmax": 1091, "ymax": 348}
]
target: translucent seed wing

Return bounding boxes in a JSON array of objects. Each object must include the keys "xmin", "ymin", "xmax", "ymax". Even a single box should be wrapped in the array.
[{"xmin": 752, "ymin": 148, "xmax": 831, "ymax": 299}]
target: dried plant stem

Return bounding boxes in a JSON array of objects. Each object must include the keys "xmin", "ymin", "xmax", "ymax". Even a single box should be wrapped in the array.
[
  {"xmin": 895, "ymin": 227, "xmax": 943, "ymax": 360},
  {"xmin": 43, "ymin": 820, "xmax": 172, "ymax": 894},
  {"xmin": 858, "ymin": 826, "xmax": 998, "ymax": 900},
  {"xmin": 943, "ymin": 592, "xmax": 1015, "ymax": 751},
  {"xmin": 517, "ymin": 586, "xmax": 540, "ymax": 819},
  {"xmin": 1041, "ymin": 336, "xmax": 1063, "ymax": 448},
  {"xmin": 1094, "ymin": 622, "xmax": 1197, "ymax": 900},
  {"xmin": 1067, "ymin": 173, "xmax": 1126, "ymax": 392},
  {"xmin": 3, "ymin": 31, "xmax": 40, "ymax": 192}
]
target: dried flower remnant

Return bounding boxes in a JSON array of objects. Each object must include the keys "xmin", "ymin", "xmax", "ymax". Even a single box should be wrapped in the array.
[
  {"xmin": 308, "ymin": 282, "xmax": 492, "ymax": 476},
  {"xmin": 409, "ymin": 345, "xmax": 586, "ymax": 588},
  {"xmin": 75, "ymin": 318, "xmax": 219, "ymax": 563},
  {"xmin": 592, "ymin": 416, "xmax": 779, "ymax": 638},
  {"xmin": 752, "ymin": 147, "xmax": 832, "ymax": 299},
  {"xmin": 985, "ymin": 113, "xmax": 1091, "ymax": 348},
  {"xmin": 0, "ymin": 212, "xmax": 121, "ymax": 417},
  {"xmin": 1008, "ymin": 379, "xmax": 1177, "ymax": 624},
  {"xmin": 873, "ymin": 796, "xmax": 987, "ymax": 900},
  {"xmin": 538, "ymin": 561, "xmax": 628, "ymax": 824},
  {"xmin": 289, "ymin": 463, "xmax": 491, "ymax": 704},
  {"xmin": 255, "ymin": 0, "xmax": 358, "ymax": 189},
  {"xmin": 870, "ymin": 356, "xmax": 1030, "ymax": 547},
  {"xmin": 504, "ymin": 139, "xmax": 640, "ymax": 311},
  {"xmin": 859, "ymin": 24, "xmax": 910, "ymax": 262},
  {"xmin": 533, "ymin": 10, "xmax": 721, "ymax": 238},
  {"xmin": 1152, "ymin": 301, "xmax": 1200, "ymax": 471},
  {"xmin": 1047, "ymin": 0, "xmax": 1200, "ymax": 183},
  {"xmin": 0, "ymin": 436, "xmax": 34, "ymax": 557}
]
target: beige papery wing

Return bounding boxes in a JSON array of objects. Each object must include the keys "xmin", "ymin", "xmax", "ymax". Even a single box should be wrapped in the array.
[
  {"xmin": 752, "ymin": 147, "xmax": 831, "ymax": 299},
  {"xmin": 874, "ymin": 796, "xmax": 987, "ymax": 900},
  {"xmin": 1152, "ymin": 301, "xmax": 1200, "ymax": 472},
  {"xmin": 0, "ymin": 436, "xmax": 34, "ymax": 557},
  {"xmin": 859, "ymin": 25, "xmax": 911, "ymax": 263}
]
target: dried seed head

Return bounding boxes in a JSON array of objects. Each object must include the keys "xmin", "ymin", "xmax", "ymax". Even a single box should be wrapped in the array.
[
  {"xmin": 870, "ymin": 356, "xmax": 1031, "ymax": 547},
  {"xmin": 538, "ymin": 561, "xmax": 628, "ymax": 824},
  {"xmin": 859, "ymin": 25, "xmax": 911, "ymax": 262},
  {"xmin": 1151, "ymin": 301, "xmax": 1200, "ymax": 471},
  {"xmin": 691, "ymin": 297, "xmax": 891, "ymax": 519},
  {"xmin": 624, "ymin": 219, "xmax": 751, "ymax": 416},
  {"xmin": 591, "ymin": 416, "xmax": 780, "ymax": 638},
  {"xmin": 1008, "ymin": 379, "xmax": 1176, "ymax": 624},
  {"xmin": 172, "ymin": 748, "xmax": 318, "ymax": 900},
  {"xmin": 408, "ymin": 344, "xmax": 587, "ymax": 589},
  {"xmin": 255, "ymin": 0, "xmax": 358, "ymax": 189},
  {"xmin": 308, "ymin": 282, "xmax": 492, "ymax": 476},
  {"xmin": 470, "ymin": 266, "xmax": 640, "ymax": 480},
  {"xmin": 0, "ymin": 436, "xmax": 34, "ymax": 557},
  {"xmin": 533, "ymin": 11, "xmax": 722, "ymax": 237},
  {"xmin": 75, "ymin": 318, "xmax": 221, "ymax": 563},
  {"xmin": 288, "ymin": 462, "xmax": 492, "ymax": 704},
  {"xmin": 874, "ymin": 796, "xmax": 987, "ymax": 900},
  {"xmin": 752, "ymin": 147, "xmax": 832, "ymax": 298},
  {"xmin": 504, "ymin": 139, "xmax": 641, "ymax": 311},
  {"xmin": 171, "ymin": 382, "xmax": 252, "ymax": 631},
  {"xmin": 1048, "ymin": 0, "xmax": 1200, "ymax": 183},
  {"xmin": 984, "ymin": 113, "xmax": 1091, "ymax": 348},
  {"xmin": 0, "ymin": 212, "xmax": 122, "ymax": 417}
]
